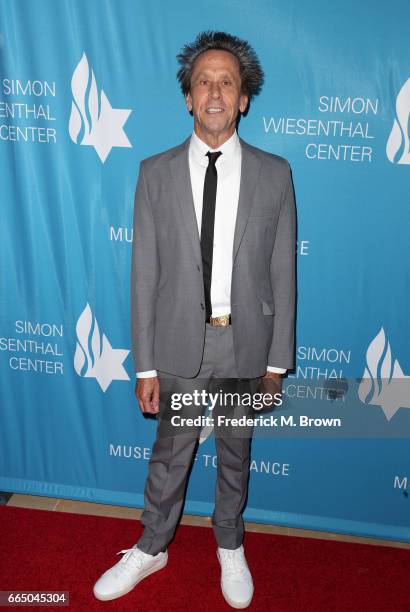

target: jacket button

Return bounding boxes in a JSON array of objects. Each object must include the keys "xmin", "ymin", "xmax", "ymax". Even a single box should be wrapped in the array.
[
  {"xmin": 200, "ymin": 303, "xmax": 204, "ymax": 310},
  {"xmin": 197, "ymin": 265, "xmax": 200, "ymax": 271}
]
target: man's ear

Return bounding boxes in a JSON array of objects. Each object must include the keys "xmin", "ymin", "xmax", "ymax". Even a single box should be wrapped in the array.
[
  {"xmin": 185, "ymin": 92, "xmax": 193, "ymax": 112},
  {"xmin": 239, "ymin": 93, "xmax": 249, "ymax": 114}
]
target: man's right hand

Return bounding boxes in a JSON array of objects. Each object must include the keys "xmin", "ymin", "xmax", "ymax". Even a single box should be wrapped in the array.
[{"xmin": 135, "ymin": 377, "xmax": 160, "ymax": 414}]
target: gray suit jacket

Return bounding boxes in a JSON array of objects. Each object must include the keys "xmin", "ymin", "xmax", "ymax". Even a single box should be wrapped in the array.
[{"xmin": 130, "ymin": 135, "xmax": 296, "ymax": 379}]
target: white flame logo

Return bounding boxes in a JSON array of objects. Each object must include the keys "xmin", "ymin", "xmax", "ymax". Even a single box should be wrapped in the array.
[
  {"xmin": 386, "ymin": 78, "xmax": 410, "ymax": 165},
  {"xmin": 199, "ymin": 404, "xmax": 214, "ymax": 445},
  {"xmin": 358, "ymin": 327, "xmax": 410, "ymax": 420},
  {"xmin": 74, "ymin": 303, "xmax": 130, "ymax": 392},
  {"xmin": 69, "ymin": 53, "xmax": 132, "ymax": 163}
]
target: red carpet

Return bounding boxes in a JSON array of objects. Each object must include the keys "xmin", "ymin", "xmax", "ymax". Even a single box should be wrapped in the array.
[{"xmin": 0, "ymin": 505, "xmax": 409, "ymax": 611}]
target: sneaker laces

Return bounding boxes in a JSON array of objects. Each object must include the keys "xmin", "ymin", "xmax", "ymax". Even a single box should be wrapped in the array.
[
  {"xmin": 115, "ymin": 546, "xmax": 144, "ymax": 575},
  {"xmin": 219, "ymin": 548, "xmax": 249, "ymax": 580}
]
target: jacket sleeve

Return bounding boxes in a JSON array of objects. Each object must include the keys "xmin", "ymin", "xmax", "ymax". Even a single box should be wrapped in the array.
[
  {"xmin": 130, "ymin": 161, "xmax": 159, "ymax": 372},
  {"xmin": 268, "ymin": 161, "xmax": 297, "ymax": 369}
]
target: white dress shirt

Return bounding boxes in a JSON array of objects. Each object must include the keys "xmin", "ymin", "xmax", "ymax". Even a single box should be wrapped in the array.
[{"xmin": 137, "ymin": 130, "xmax": 286, "ymax": 377}]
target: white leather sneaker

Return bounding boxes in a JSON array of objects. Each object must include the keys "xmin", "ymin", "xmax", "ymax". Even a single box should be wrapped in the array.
[
  {"xmin": 217, "ymin": 545, "xmax": 254, "ymax": 609},
  {"xmin": 93, "ymin": 544, "xmax": 168, "ymax": 601}
]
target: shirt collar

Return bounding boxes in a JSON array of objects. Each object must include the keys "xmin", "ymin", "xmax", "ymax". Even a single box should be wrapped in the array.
[{"xmin": 189, "ymin": 129, "xmax": 240, "ymax": 166}]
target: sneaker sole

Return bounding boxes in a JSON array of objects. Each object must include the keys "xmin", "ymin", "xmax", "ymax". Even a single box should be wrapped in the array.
[
  {"xmin": 221, "ymin": 587, "xmax": 253, "ymax": 609},
  {"xmin": 93, "ymin": 552, "xmax": 168, "ymax": 601}
]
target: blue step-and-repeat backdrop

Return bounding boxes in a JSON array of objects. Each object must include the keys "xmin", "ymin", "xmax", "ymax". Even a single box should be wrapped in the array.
[{"xmin": 0, "ymin": 1, "xmax": 409, "ymax": 542}]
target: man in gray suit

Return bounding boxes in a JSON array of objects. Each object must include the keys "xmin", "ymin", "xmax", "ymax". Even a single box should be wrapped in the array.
[{"xmin": 94, "ymin": 31, "xmax": 296, "ymax": 608}]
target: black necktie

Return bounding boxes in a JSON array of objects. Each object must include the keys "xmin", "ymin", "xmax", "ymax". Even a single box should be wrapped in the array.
[{"xmin": 201, "ymin": 150, "xmax": 222, "ymax": 321}]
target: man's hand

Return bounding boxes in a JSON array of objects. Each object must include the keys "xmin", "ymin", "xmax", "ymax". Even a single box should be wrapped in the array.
[
  {"xmin": 257, "ymin": 371, "xmax": 283, "ymax": 410},
  {"xmin": 261, "ymin": 371, "xmax": 283, "ymax": 393},
  {"xmin": 263, "ymin": 371, "xmax": 283, "ymax": 381},
  {"xmin": 135, "ymin": 377, "xmax": 160, "ymax": 414}
]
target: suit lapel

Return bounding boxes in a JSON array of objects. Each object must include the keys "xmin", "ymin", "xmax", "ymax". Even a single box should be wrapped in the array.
[
  {"xmin": 232, "ymin": 138, "xmax": 262, "ymax": 263},
  {"xmin": 168, "ymin": 135, "xmax": 262, "ymax": 265},
  {"xmin": 169, "ymin": 137, "xmax": 202, "ymax": 265}
]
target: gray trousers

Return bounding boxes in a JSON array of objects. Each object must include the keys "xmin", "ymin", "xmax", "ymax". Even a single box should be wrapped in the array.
[{"xmin": 136, "ymin": 323, "xmax": 255, "ymax": 554}]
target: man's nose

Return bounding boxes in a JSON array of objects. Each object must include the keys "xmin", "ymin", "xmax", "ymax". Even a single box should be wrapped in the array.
[{"xmin": 209, "ymin": 82, "xmax": 222, "ymax": 98}]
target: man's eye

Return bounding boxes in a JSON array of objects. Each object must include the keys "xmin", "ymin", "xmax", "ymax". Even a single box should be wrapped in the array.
[
  {"xmin": 223, "ymin": 81, "xmax": 231, "ymax": 86},
  {"xmin": 200, "ymin": 80, "xmax": 208, "ymax": 85}
]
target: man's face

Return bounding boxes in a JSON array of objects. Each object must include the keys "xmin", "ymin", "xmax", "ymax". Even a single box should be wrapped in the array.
[{"xmin": 185, "ymin": 49, "xmax": 248, "ymax": 145}]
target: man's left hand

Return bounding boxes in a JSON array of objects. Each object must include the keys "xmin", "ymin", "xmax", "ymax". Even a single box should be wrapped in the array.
[
  {"xmin": 262, "ymin": 371, "xmax": 282, "ymax": 381},
  {"xmin": 256, "ymin": 371, "xmax": 283, "ymax": 410}
]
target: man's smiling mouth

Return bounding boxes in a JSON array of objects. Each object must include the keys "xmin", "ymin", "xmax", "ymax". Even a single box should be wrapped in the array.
[{"xmin": 206, "ymin": 107, "xmax": 225, "ymax": 113}]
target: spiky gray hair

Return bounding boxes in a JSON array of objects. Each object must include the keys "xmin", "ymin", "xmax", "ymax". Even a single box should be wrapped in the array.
[{"xmin": 176, "ymin": 31, "xmax": 264, "ymax": 100}]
